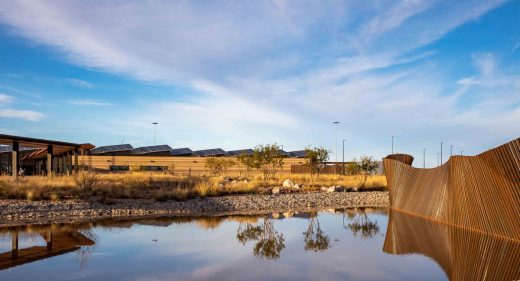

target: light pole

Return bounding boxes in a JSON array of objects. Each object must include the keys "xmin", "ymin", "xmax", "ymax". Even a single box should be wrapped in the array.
[
  {"xmin": 392, "ymin": 136, "xmax": 395, "ymax": 154},
  {"xmin": 423, "ymin": 148, "xmax": 426, "ymax": 168},
  {"xmin": 333, "ymin": 121, "xmax": 339, "ymax": 174},
  {"xmin": 342, "ymin": 139, "xmax": 347, "ymax": 175},
  {"xmin": 440, "ymin": 142, "xmax": 443, "ymax": 165},
  {"xmin": 152, "ymin": 122, "xmax": 158, "ymax": 145},
  {"xmin": 437, "ymin": 153, "xmax": 440, "ymax": 167},
  {"xmin": 461, "ymin": 150, "xmax": 464, "ymax": 156},
  {"xmin": 450, "ymin": 145, "xmax": 453, "ymax": 157}
]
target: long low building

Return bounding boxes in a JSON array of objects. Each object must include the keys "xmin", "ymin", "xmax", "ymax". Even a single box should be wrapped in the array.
[{"xmin": 0, "ymin": 134, "xmax": 310, "ymax": 176}]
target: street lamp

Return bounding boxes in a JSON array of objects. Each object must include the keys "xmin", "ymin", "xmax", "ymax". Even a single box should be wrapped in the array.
[
  {"xmin": 152, "ymin": 122, "xmax": 158, "ymax": 145},
  {"xmin": 392, "ymin": 136, "xmax": 395, "ymax": 154},
  {"xmin": 440, "ymin": 142, "xmax": 443, "ymax": 165},
  {"xmin": 450, "ymin": 145, "xmax": 453, "ymax": 157},
  {"xmin": 461, "ymin": 150, "xmax": 464, "ymax": 156},
  {"xmin": 437, "ymin": 153, "xmax": 440, "ymax": 167},
  {"xmin": 333, "ymin": 121, "xmax": 339, "ymax": 174},
  {"xmin": 342, "ymin": 139, "xmax": 347, "ymax": 175},
  {"xmin": 423, "ymin": 148, "xmax": 426, "ymax": 168}
]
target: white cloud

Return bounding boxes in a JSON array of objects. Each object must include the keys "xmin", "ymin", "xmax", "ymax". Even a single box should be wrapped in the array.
[
  {"xmin": 0, "ymin": 93, "xmax": 14, "ymax": 104},
  {"xmin": 67, "ymin": 78, "xmax": 94, "ymax": 88},
  {"xmin": 67, "ymin": 99, "xmax": 113, "ymax": 106},
  {"xmin": 0, "ymin": 108, "xmax": 44, "ymax": 121}
]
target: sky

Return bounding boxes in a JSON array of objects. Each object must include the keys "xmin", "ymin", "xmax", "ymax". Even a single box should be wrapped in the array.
[{"xmin": 0, "ymin": 0, "xmax": 519, "ymax": 167}]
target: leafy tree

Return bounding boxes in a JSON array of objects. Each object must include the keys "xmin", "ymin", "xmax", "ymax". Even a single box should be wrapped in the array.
[
  {"xmin": 345, "ymin": 161, "xmax": 360, "ymax": 175},
  {"xmin": 205, "ymin": 157, "xmax": 236, "ymax": 176},
  {"xmin": 304, "ymin": 146, "xmax": 329, "ymax": 178},
  {"xmin": 357, "ymin": 155, "xmax": 379, "ymax": 187},
  {"xmin": 238, "ymin": 144, "xmax": 284, "ymax": 186}
]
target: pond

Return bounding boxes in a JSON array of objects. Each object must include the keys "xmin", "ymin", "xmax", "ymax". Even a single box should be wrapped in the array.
[{"xmin": 0, "ymin": 208, "xmax": 518, "ymax": 281}]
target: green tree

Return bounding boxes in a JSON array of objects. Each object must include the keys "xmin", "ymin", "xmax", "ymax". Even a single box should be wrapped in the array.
[
  {"xmin": 205, "ymin": 157, "xmax": 236, "ymax": 176},
  {"xmin": 238, "ymin": 144, "xmax": 284, "ymax": 186},
  {"xmin": 357, "ymin": 155, "xmax": 379, "ymax": 187},
  {"xmin": 304, "ymin": 146, "xmax": 329, "ymax": 177}
]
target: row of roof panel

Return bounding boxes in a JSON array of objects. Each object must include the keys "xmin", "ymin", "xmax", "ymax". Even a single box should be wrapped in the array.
[{"xmin": 87, "ymin": 144, "xmax": 307, "ymax": 158}]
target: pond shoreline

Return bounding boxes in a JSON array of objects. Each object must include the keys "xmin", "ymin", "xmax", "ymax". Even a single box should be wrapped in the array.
[{"xmin": 0, "ymin": 191, "xmax": 389, "ymax": 226}]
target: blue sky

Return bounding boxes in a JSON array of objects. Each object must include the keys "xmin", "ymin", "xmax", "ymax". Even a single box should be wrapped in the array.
[{"xmin": 0, "ymin": 0, "xmax": 519, "ymax": 167}]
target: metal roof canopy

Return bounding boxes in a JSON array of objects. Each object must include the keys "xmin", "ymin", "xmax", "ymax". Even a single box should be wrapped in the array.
[
  {"xmin": 132, "ymin": 144, "xmax": 172, "ymax": 155},
  {"xmin": 226, "ymin": 149, "xmax": 254, "ymax": 156},
  {"xmin": 288, "ymin": 150, "xmax": 307, "ymax": 158},
  {"xmin": 193, "ymin": 148, "xmax": 226, "ymax": 157},
  {"xmin": 0, "ymin": 134, "xmax": 85, "ymax": 155},
  {"xmin": 90, "ymin": 144, "xmax": 133, "ymax": 154},
  {"xmin": 170, "ymin": 148, "xmax": 193, "ymax": 156}
]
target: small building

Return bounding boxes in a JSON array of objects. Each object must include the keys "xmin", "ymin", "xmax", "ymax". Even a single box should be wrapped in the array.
[{"xmin": 288, "ymin": 150, "xmax": 307, "ymax": 158}]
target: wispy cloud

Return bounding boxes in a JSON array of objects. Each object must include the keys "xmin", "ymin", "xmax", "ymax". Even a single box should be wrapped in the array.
[
  {"xmin": 67, "ymin": 78, "xmax": 94, "ymax": 88},
  {"xmin": 0, "ymin": 93, "xmax": 14, "ymax": 104},
  {"xmin": 67, "ymin": 99, "xmax": 112, "ymax": 106},
  {"xmin": 0, "ymin": 108, "xmax": 44, "ymax": 121}
]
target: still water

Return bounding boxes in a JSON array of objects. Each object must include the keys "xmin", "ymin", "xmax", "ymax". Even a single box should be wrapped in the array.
[{"xmin": 0, "ymin": 208, "xmax": 518, "ymax": 281}]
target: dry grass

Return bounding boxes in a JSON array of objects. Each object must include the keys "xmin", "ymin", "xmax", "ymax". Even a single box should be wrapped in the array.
[{"xmin": 0, "ymin": 172, "xmax": 386, "ymax": 202}]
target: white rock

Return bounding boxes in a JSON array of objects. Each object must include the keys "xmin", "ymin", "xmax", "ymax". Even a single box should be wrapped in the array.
[
  {"xmin": 271, "ymin": 187, "xmax": 280, "ymax": 194},
  {"xmin": 282, "ymin": 179, "xmax": 295, "ymax": 188},
  {"xmin": 320, "ymin": 186, "xmax": 327, "ymax": 191},
  {"xmin": 326, "ymin": 186, "xmax": 336, "ymax": 193},
  {"xmin": 293, "ymin": 184, "xmax": 300, "ymax": 189},
  {"xmin": 282, "ymin": 212, "xmax": 294, "ymax": 218}
]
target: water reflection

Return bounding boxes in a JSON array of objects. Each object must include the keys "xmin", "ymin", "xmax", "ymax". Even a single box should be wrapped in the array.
[
  {"xmin": 343, "ymin": 208, "xmax": 381, "ymax": 239},
  {"xmin": 303, "ymin": 214, "xmax": 330, "ymax": 252},
  {"xmin": 0, "ymin": 224, "xmax": 95, "ymax": 271},
  {"xmin": 384, "ymin": 210, "xmax": 520, "ymax": 281},
  {"xmin": 0, "ymin": 208, "xmax": 517, "ymax": 280}
]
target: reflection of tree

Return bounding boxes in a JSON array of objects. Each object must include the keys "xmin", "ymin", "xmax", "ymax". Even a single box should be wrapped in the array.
[
  {"xmin": 343, "ymin": 208, "xmax": 380, "ymax": 239},
  {"xmin": 236, "ymin": 217, "xmax": 285, "ymax": 260},
  {"xmin": 303, "ymin": 215, "xmax": 330, "ymax": 252}
]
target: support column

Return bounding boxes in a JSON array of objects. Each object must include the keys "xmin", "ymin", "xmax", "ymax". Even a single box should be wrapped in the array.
[
  {"xmin": 74, "ymin": 148, "xmax": 79, "ymax": 174},
  {"xmin": 46, "ymin": 229, "xmax": 53, "ymax": 252},
  {"xmin": 67, "ymin": 152, "xmax": 73, "ymax": 176},
  {"xmin": 53, "ymin": 156, "xmax": 58, "ymax": 175},
  {"xmin": 11, "ymin": 229, "xmax": 19, "ymax": 259},
  {"xmin": 12, "ymin": 141, "xmax": 19, "ymax": 178},
  {"xmin": 47, "ymin": 145, "xmax": 53, "ymax": 177},
  {"xmin": 61, "ymin": 154, "xmax": 67, "ymax": 175}
]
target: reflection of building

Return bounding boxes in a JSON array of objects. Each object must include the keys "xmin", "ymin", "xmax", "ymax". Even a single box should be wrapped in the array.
[
  {"xmin": 383, "ymin": 210, "xmax": 520, "ymax": 281},
  {"xmin": 383, "ymin": 137, "xmax": 520, "ymax": 240},
  {"xmin": 0, "ymin": 226, "xmax": 95, "ymax": 271}
]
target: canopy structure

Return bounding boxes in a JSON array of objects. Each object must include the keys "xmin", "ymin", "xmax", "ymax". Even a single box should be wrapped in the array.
[{"xmin": 0, "ymin": 134, "xmax": 94, "ymax": 177}]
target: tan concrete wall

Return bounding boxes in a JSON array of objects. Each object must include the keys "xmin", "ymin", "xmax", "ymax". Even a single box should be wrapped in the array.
[{"xmin": 79, "ymin": 155, "xmax": 306, "ymax": 176}]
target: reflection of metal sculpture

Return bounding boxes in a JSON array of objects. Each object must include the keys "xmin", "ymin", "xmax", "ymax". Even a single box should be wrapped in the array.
[
  {"xmin": 384, "ymin": 210, "xmax": 520, "ymax": 281},
  {"xmin": 383, "ymin": 138, "xmax": 520, "ymax": 240}
]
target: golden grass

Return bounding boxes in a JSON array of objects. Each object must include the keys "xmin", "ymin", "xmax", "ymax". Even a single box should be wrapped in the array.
[{"xmin": 0, "ymin": 172, "xmax": 386, "ymax": 201}]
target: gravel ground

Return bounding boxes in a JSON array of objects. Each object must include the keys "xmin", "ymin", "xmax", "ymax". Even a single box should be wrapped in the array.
[{"xmin": 0, "ymin": 191, "xmax": 389, "ymax": 226}]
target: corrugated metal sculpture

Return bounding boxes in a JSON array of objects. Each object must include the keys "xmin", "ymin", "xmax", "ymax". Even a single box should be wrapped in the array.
[
  {"xmin": 384, "ymin": 210, "xmax": 520, "ymax": 281},
  {"xmin": 383, "ymin": 137, "xmax": 520, "ymax": 241}
]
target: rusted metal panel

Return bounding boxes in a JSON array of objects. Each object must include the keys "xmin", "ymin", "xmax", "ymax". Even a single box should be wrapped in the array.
[{"xmin": 383, "ymin": 138, "xmax": 520, "ymax": 241}]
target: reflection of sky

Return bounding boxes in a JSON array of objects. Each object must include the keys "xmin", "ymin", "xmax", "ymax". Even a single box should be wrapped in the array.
[{"xmin": 0, "ymin": 210, "xmax": 447, "ymax": 281}]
